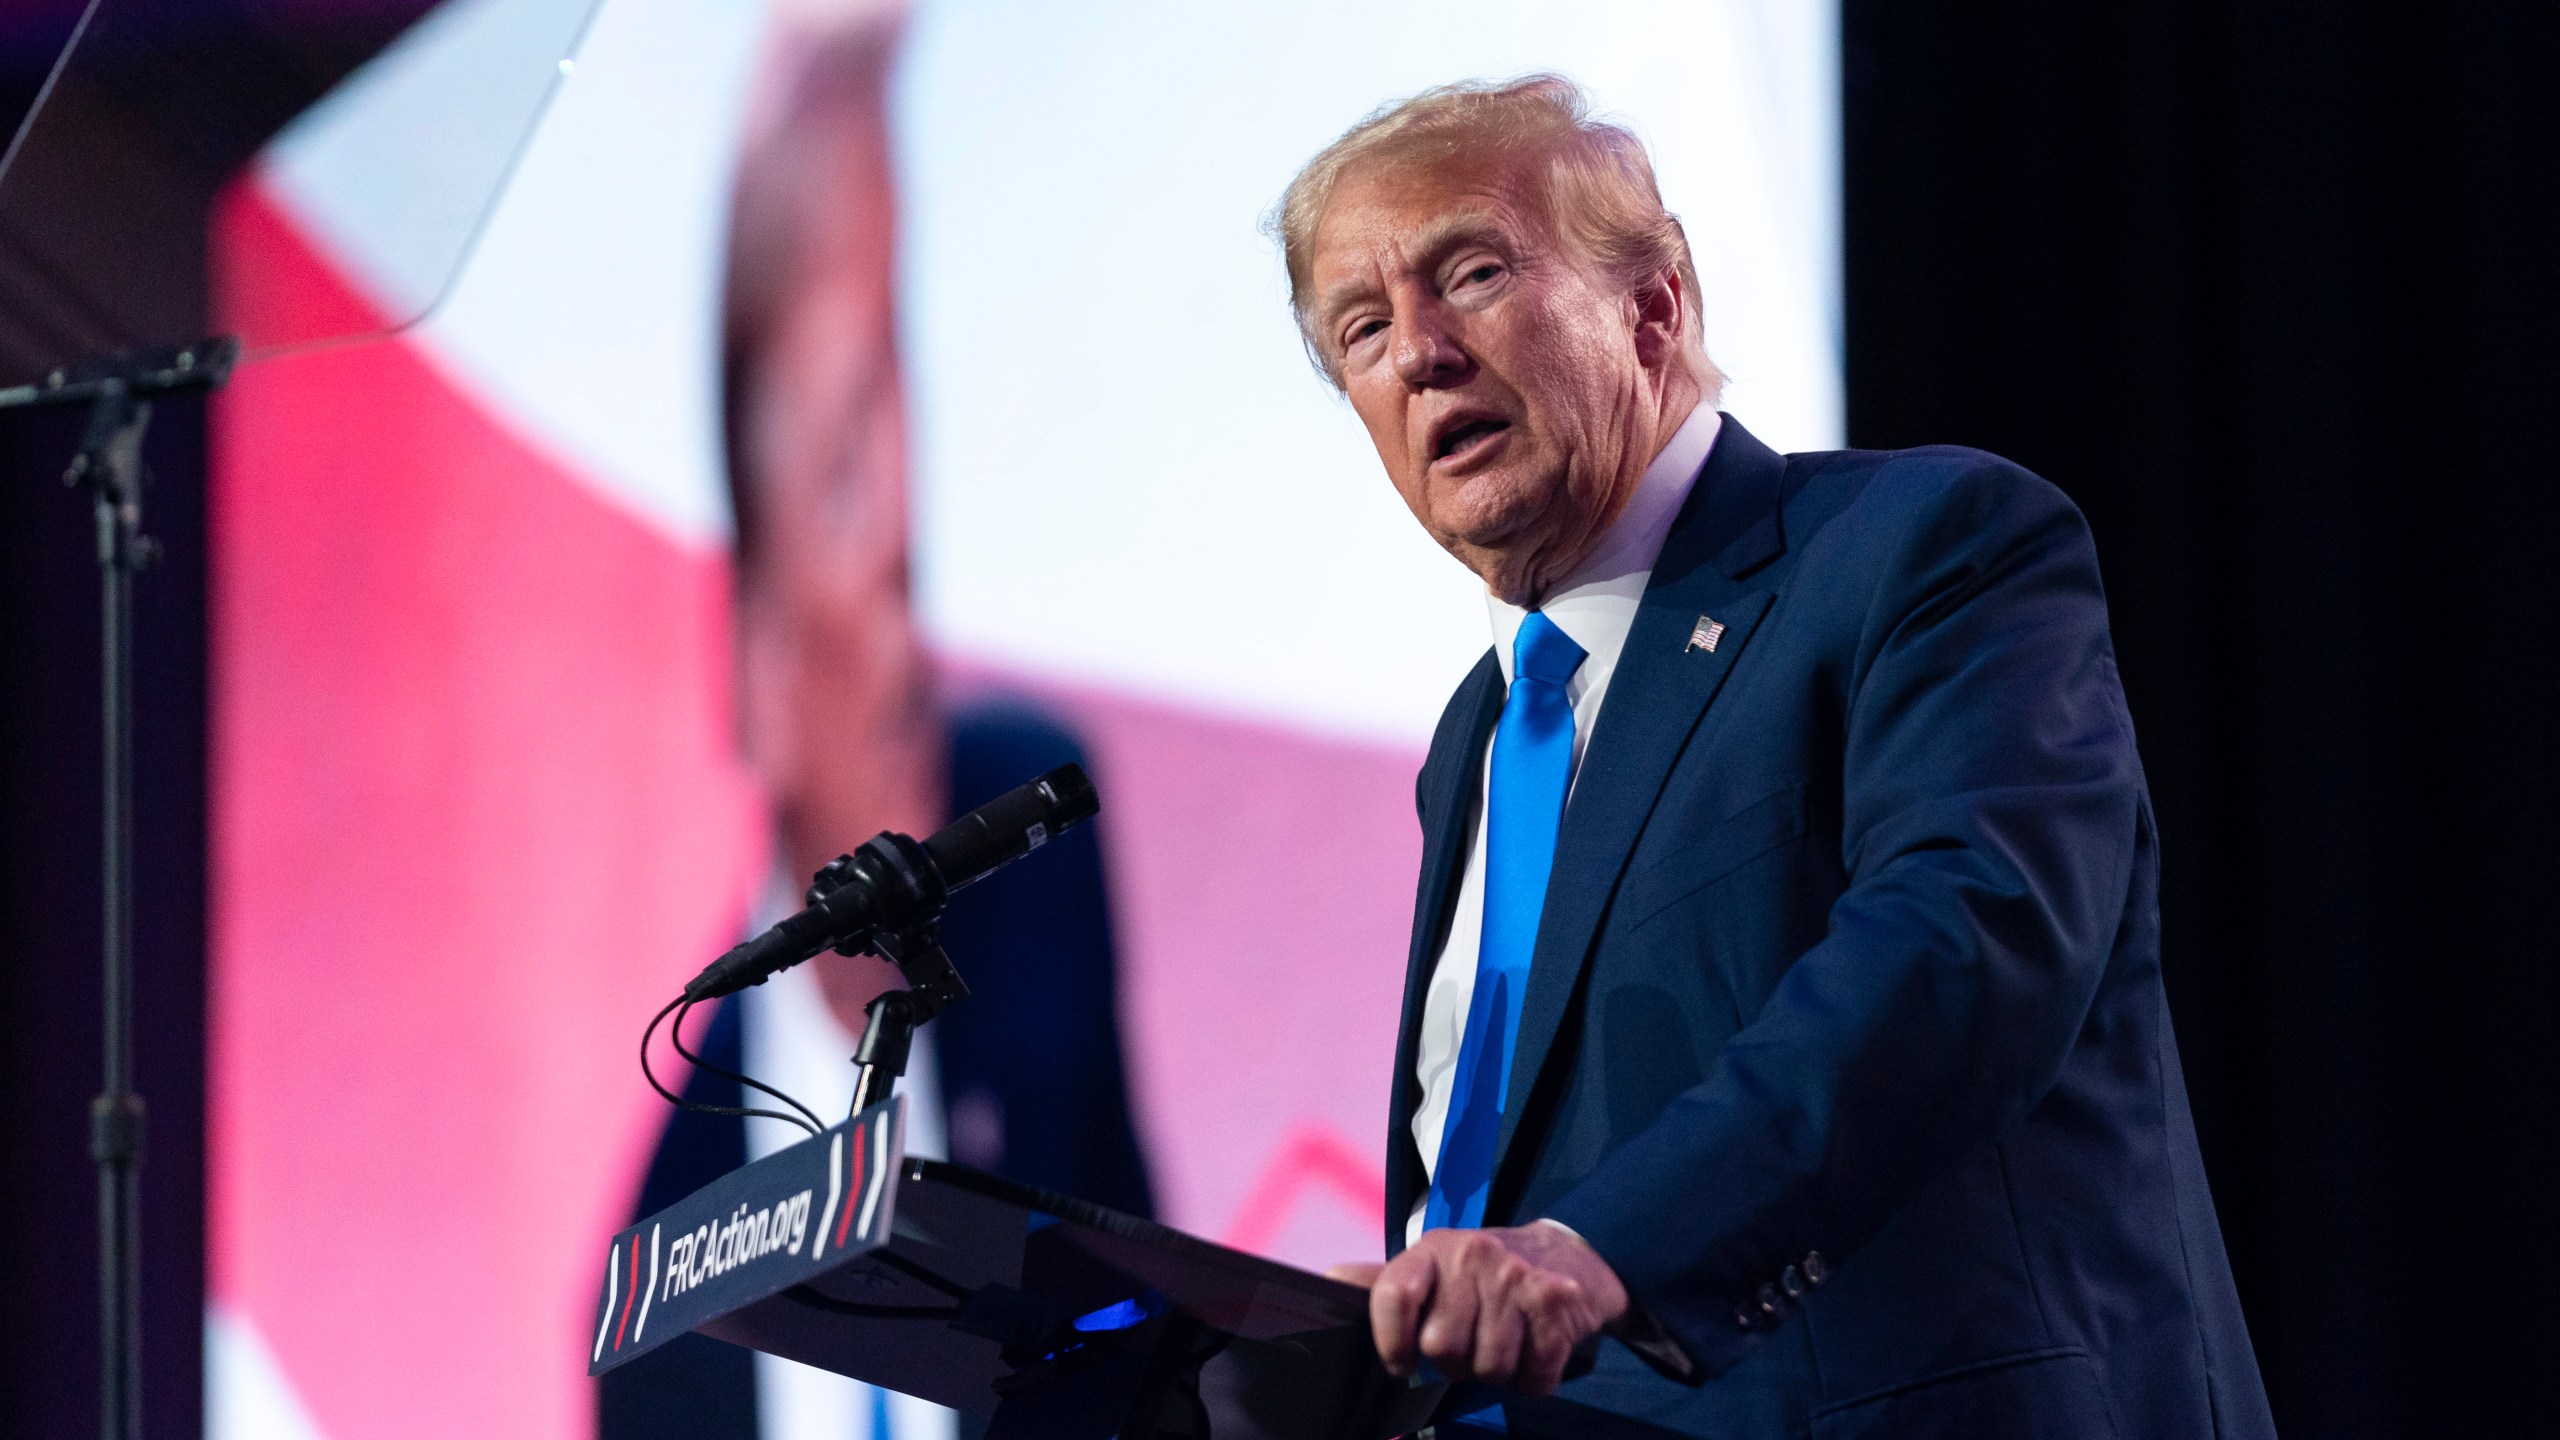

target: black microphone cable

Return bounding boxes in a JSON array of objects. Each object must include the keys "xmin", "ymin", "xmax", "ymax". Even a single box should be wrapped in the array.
[
  {"xmin": 670, "ymin": 996, "xmax": 827, "ymax": 1135},
  {"xmin": 640, "ymin": 995, "xmax": 824, "ymax": 1137}
]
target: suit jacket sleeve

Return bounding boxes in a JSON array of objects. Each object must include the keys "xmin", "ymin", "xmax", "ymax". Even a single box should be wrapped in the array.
[{"xmin": 1544, "ymin": 458, "xmax": 2143, "ymax": 1376}]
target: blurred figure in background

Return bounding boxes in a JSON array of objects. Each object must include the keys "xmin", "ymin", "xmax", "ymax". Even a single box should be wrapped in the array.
[{"xmin": 597, "ymin": 10, "xmax": 1154, "ymax": 1439}]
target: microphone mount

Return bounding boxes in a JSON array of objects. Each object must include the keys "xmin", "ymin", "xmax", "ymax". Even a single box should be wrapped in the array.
[
  {"xmin": 805, "ymin": 835, "xmax": 967, "ymax": 1021},
  {"xmin": 815, "ymin": 845, "xmax": 970, "ymax": 1119},
  {"xmin": 669, "ymin": 763, "xmax": 1099, "ymax": 1120},
  {"xmin": 681, "ymin": 764, "xmax": 1095, "ymax": 1006}
]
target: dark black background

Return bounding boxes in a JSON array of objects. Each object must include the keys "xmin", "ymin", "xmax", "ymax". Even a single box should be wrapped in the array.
[
  {"xmin": 1842, "ymin": 2, "xmax": 2558, "ymax": 1432},
  {"xmin": 6, "ymin": 1, "xmax": 2555, "ymax": 1433}
]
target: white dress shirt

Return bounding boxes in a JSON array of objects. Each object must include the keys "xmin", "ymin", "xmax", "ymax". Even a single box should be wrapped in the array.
[{"xmin": 1407, "ymin": 401, "xmax": 1722, "ymax": 1247}]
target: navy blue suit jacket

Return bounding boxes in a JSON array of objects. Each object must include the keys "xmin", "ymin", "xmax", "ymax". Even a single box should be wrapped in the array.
[{"xmin": 1389, "ymin": 418, "xmax": 2275, "ymax": 1439}]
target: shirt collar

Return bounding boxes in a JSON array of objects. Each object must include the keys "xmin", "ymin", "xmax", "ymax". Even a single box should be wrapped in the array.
[{"xmin": 1489, "ymin": 400, "xmax": 1722, "ymax": 685}]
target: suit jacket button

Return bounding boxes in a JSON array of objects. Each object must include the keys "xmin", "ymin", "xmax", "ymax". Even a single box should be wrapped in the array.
[
  {"xmin": 1803, "ymin": 1251, "xmax": 1827, "ymax": 1286},
  {"xmin": 1756, "ymin": 1281, "xmax": 1782, "ymax": 1316},
  {"xmin": 1734, "ymin": 1302, "xmax": 1757, "ymax": 1330},
  {"xmin": 1781, "ymin": 1264, "xmax": 1805, "ymax": 1298}
]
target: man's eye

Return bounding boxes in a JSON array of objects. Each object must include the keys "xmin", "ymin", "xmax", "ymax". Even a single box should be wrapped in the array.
[
  {"xmin": 1461, "ymin": 263, "xmax": 1501, "ymax": 286},
  {"xmin": 1348, "ymin": 318, "xmax": 1387, "ymax": 344}
]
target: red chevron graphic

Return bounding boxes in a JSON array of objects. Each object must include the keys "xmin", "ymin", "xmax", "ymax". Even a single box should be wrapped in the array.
[{"xmin": 1219, "ymin": 1124, "xmax": 1387, "ymax": 1257}]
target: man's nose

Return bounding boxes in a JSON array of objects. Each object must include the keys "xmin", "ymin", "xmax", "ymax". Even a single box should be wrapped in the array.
[{"xmin": 1392, "ymin": 302, "xmax": 1469, "ymax": 387}]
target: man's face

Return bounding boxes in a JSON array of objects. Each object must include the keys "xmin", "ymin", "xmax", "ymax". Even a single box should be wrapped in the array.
[
  {"xmin": 731, "ymin": 71, "xmax": 940, "ymax": 889},
  {"xmin": 734, "ymin": 317, "xmax": 934, "ymax": 879},
  {"xmin": 1309, "ymin": 154, "xmax": 1669, "ymax": 603}
]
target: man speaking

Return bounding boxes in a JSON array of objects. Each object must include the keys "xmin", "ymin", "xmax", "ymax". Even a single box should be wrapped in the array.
[{"xmin": 1281, "ymin": 77, "xmax": 2275, "ymax": 1438}]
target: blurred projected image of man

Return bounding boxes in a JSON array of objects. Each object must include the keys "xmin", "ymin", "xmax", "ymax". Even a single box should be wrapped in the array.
[
  {"xmin": 596, "ymin": 13, "xmax": 1153, "ymax": 1440},
  {"xmin": 1282, "ymin": 77, "xmax": 2275, "ymax": 1438}
]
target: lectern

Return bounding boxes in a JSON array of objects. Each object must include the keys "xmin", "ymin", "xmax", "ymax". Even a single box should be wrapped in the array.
[{"xmin": 587, "ymin": 1098, "xmax": 1683, "ymax": 1439}]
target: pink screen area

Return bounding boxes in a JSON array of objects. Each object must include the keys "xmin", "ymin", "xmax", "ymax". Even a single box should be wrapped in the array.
[{"xmin": 209, "ymin": 179, "xmax": 1426, "ymax": 1436}]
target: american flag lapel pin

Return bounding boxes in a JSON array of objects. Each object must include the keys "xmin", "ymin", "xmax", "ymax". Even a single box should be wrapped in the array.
[{"xmin": 1687, "ymin": 615, "xmax": 1727, "ymax": 653}]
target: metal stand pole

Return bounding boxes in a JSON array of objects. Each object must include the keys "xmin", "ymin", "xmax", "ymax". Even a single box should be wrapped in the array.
[
  {"xmin": 4, "ymin": 338, "xmax": 234, "ymax": 1440},
  {"xmin": 849, "ymin": 989, "xmax": 918, "ymax": 1120},
  {"xmin": 845, "ymin": 925, "xmax": 965, "ymax": 1120},
  {"xmin": 70, "ymin": 381, "xmax": 156, "ymax": 1440}
]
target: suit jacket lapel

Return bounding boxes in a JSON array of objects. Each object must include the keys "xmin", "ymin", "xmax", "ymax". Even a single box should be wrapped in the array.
[
  {"xmin": 1385, "ymin": 653, "xmax": 1504, "ymax": 1246},
  {"xmin": 1490, "ymin": 416, "xmax": 1793, "ymax": 1192}
]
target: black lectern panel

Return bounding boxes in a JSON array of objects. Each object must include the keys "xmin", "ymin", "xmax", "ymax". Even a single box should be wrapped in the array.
[
  {"xmin": 588, "ymin": 1097, "xmax": 1685, "ymax": 1440},
  {"xmin": 588, "ymin": 1098, "xmax": 916, "ymax": 1378}
]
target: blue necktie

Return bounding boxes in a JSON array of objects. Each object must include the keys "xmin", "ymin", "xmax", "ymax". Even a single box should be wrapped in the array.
[{"xmin": 1425, "ymin": 611, "xmax": 1585, "ymax": 1232}]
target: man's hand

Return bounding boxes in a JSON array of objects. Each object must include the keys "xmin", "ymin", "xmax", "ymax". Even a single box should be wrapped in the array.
[{"xmin": 1326, "ymin": 1223, "xmax": 1629, "ymax": 1397}]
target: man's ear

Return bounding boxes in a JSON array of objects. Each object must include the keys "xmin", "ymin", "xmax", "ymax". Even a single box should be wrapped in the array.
[
  {"xmin": 732, "ymin": 579, "xmax": 798, "ymax": 793},
  {"xmin": 1630, "ymin": 266, "xmax": 1688, "ymax": 371}
]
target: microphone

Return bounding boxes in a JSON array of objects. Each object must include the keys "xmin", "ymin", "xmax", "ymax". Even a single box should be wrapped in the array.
[{"xmin": 681, "ymin": 764, "xmax": 1099, "ymax": 1004}]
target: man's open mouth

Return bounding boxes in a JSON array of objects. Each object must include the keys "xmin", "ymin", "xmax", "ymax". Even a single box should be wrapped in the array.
[{"xmin": 1433, "ymin": 417, "xmax": 1511, "ymax": 462}]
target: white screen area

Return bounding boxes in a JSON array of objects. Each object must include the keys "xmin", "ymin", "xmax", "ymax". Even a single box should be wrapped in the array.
[{"xmin": 895, "ymin": 0, "xmax": 1840, "ymax": 747}]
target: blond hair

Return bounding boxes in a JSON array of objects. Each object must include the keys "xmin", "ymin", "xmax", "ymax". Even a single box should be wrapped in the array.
[{"xmin": 1268, "ymin": 73, "xmax": 1719, "ymax": 390}]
